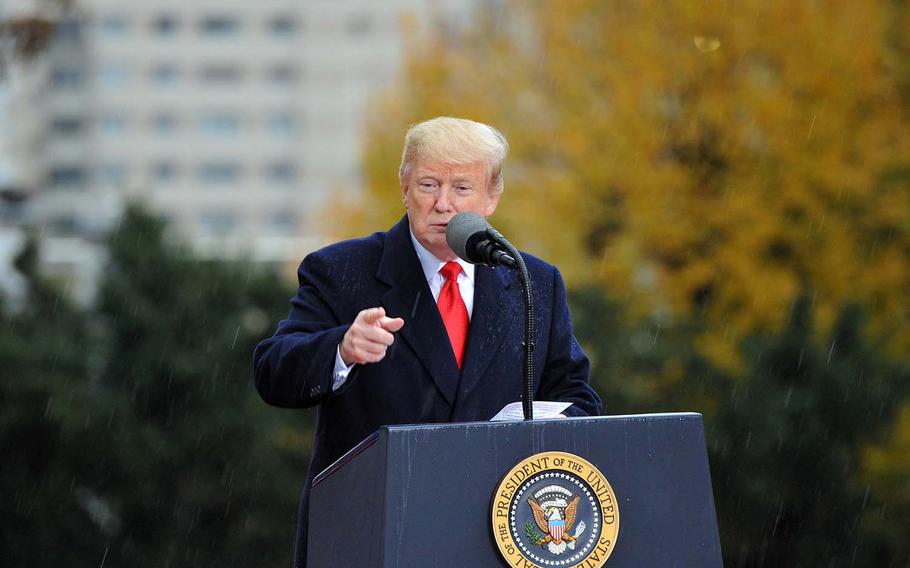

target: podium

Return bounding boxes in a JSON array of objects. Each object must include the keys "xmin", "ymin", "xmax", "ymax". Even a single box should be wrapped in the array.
[{"xmin": 308, "ymin": 413, "xmax": 722, "ymax": 567}]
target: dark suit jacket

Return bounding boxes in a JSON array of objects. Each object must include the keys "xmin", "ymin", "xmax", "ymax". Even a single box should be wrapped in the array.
[{"xmin": 253, "ymin": 215, "xmax": 601, "ymax": 567}]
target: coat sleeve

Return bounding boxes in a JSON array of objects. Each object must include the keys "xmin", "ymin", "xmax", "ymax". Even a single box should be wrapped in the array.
[
  {"xmin": 535, "ymin": 266, "xmax": 603, "ymax": 417},
  {"xmin": 252, "ymin": 250, "xmax": 351, "ymax": 409}
]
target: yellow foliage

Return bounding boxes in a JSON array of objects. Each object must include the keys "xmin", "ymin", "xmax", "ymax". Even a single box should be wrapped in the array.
[{"xmin": 342, "ymin": 0, "xmax": 910, "ymax": 368}]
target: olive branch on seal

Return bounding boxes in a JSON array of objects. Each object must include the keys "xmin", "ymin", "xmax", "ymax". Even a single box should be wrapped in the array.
[{"xmin": 525, "ymin": 522, "xmax": 546, "ymax": 545}]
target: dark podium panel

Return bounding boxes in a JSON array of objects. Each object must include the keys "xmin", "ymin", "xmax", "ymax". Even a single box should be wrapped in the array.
[{"xmin": 308, "ymin": 413, "xmax": 722, "ymax": 567}]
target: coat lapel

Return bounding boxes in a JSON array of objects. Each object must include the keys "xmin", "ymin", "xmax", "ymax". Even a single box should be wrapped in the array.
[
  {"xmin": 456, "ymin": 264, "xmax": 517, "ymax": 404},
  {"xmin": 377, "ymin": 216, "xmax": 460, "ymax": 407}
]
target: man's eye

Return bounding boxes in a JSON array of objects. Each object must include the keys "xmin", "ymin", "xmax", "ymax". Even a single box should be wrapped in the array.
[
  {"xmin": 457, "ymin": 185, "xmax": 472, "ymax": 192},
  {"xmin": 419, "ymin": 182, "xmax": 436, "ymax": 190}
]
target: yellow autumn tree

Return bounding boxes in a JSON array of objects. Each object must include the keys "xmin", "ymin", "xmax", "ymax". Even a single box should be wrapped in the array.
[{"xmin": 337, "ymin": 0, "xmax": 910, "ymax": 371}]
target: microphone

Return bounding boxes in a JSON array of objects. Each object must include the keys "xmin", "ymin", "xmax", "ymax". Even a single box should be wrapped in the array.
[
  {"xmin": 445, "ymin": 212, "xmax": 517, "ymax": 268},
  {"xmin": 445, "ymin": 211, "xmax": 536, "ymax": 420}
]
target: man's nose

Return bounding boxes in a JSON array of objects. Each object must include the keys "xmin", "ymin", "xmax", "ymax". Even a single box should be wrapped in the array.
[{"xmin": 433, "ymin": 187, "xmax": 453, "ymax": 212}]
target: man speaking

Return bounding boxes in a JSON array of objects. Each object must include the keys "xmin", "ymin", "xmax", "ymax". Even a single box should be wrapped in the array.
[{"xmin": 253, "ymin": 116, "xmax": 601, "ymax": 567}]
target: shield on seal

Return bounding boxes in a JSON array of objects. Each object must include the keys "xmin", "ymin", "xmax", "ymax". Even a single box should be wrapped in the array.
[{"xmin": 549, "ymin": 518, "xmax": 566, "ymax": 542}]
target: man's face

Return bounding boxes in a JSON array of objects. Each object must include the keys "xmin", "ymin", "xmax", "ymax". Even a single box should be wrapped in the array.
[{"xmin": 401, "ymin": 159, "xmax": 501, "ymax": 260}]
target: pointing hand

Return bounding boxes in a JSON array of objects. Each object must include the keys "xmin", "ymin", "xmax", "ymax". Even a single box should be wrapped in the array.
[{"xmin": 339, "ymin": 307, "xmax": 405, "ymax": 366}]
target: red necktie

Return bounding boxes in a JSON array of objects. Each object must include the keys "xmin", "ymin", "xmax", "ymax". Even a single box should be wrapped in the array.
[{"xmin": 437, "ymin": 261, "xmax": 469, "ymax": 370}]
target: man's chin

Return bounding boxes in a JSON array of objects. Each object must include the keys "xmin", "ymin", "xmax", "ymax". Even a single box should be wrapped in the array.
[{"xmin": 425, "ymin": 239, "xmax": 456, "ymax": 261}]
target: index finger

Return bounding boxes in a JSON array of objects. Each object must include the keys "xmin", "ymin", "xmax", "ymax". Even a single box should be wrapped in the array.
[
  {"xmin": 358, "ymin": 307, "xmax": 386, "ymax": 324},
  {"xmin": 378, "ymin": 317, "xmax": 405, "ymax": 333}
]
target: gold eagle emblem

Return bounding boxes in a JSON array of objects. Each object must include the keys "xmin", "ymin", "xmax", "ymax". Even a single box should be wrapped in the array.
[{"xmin": 528, "ymin": 494, "xmax": 580, "ymax": 545}]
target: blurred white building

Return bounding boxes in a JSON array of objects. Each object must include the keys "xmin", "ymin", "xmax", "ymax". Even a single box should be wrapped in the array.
[{"xmin": 0, "ymin": 0, "xmax": 484, "ymax": 303}]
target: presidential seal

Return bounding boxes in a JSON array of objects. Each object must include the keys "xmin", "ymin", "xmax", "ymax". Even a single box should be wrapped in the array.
[{"xmin": 491, "ymin": 452, "xmax": 619, "ymax": 568}]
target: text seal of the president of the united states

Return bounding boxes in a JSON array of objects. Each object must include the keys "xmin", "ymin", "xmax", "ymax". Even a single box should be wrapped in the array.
[{"xmin": 491, "ymin": 451, "xmax": 619, "ymax": 568}]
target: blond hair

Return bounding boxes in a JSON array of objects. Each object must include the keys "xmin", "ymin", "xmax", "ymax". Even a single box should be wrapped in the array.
[{"xmin": 399, "ymin": 117, "xmax": 508, "ymax": 194}]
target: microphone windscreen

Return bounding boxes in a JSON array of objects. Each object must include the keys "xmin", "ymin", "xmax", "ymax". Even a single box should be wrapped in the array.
[{"xmin": 446, "ymin": 212, "xmax": 491, "ymax": 262}]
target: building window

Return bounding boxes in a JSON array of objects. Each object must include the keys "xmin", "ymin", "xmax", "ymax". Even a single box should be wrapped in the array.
[
  {"xmin": 51, "ymin": 116, "xmax": 83, "ymax": 135},
  {"xmin": 265, "ymin": 64, "xmax": 299, "ymax": 85},
  {"xmin": 200, "ymin": 210, "xmax": 237, "ymax": 236},
  {"xmin": 52, "ymin": 67, "xmax": 83, "ymax": 88},
  {"xmin": 98, "ymin": 115, "xmax": 127, "ymax": 134},
  {"xmin": 1, "ymin": 199, "xmax": 26, "ymax": 223},
  {"xmin": 98, "ymin": 163, "xmax": 127, "ymax": 185},
  {"xmin": 265, "ymin": 161, "xmax": 297, "ymax": 184},
  {"xmin": 56, "ymin": 19, "xmax": 81, "ymax": 41},
  {"xmin": 199, "ymin": 162, "xmax": 241, "ymax": 184},
  {"xmin": 99, "ymin": 64, "xmax": 129, "ymax": 88},
  {"xmin": 151, "ymin": 161, "xmax": 178, "ymax": 182},
  {"xmin": 266, "ymin": 112, "xmax": 295, "ymax": 136},
  {"xmin": 48, "ymin": 215, "xmax": 79, "ymax": 233},
  {"xmin": 200, "ymin": 113, "xmax": 241, "ymax": 136},
  {"xmin": 345, "ymin": 14, "xmax": 372, "ymax": 36},
  {"xmin": 270, "ymin": 210, "xmax": 298, "ymax": 234},
  {"xmin": 199, "ymin": 15, "xmax": 239, "ymax": 36},
  {"xmin": 100, "ymin": 16, "xmax": 129, "ymax": 37},
  {"xmin": 198, "ymin": 64, "xmax": 243, "ymax": 84},
  {"xmin": 151, "ymin": 113, "xmax": 178, "ymax": 133},
  {"xmin": 268, "ymin": 15, "xmax": 299, "ymax": 36},
  {"xmin": 151, "ymin": 64, "xmax": 179, "ymax": 86},
  {"xmin": 152, "ymin": 15, "xmax": 179, "ymax": 35},
  {"xmin": 49, "ymin": 166, "xmax": 86, "ymax": 187}
]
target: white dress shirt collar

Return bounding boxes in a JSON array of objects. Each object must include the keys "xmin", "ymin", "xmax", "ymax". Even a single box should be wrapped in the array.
[{"xmin": 408, "ymin": 229, "xmax": 475, "ymax": 287}]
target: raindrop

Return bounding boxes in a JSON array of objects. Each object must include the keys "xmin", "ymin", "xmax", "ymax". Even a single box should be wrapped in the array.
[
  {"xmin": 651, "ymin": 323, "xmax": 662, "ymax": 345},
  {"xmin": 771, "ymin": 502, "xmax": 784, "ymax": 536},
  {"xmin": 694, "ymin": 36, "xmax": 721, "ymax": 52},
  {"xmin": 230, "ymin": 325, "xmax": 240, "ymax": 349}
]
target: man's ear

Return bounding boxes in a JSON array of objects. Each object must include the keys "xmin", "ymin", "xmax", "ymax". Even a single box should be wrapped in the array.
[
  {"xmin": 400, "ymin": 180, "xmax": 409, "ymax": 208},
  {"xmin": 484, "ymin": 190, "xmax": 502, "ymax": 217}
]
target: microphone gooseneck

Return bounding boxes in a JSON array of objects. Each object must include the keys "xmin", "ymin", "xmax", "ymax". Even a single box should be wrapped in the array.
[{"xmin": 493, "ymin": 234, "xmax": 535, "ymax": 422}]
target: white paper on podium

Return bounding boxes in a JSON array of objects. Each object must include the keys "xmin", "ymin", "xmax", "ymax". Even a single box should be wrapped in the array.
[{"xmin": 490, "ymin": 401, "xmax": 572, "ymax": 421}]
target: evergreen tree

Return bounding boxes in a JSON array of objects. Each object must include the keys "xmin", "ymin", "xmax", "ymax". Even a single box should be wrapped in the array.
[
  {"xmin": 1, "ymin": 207, "xmax": 310, "ymax": 567},
  {"xmin": 1, "ymin": 234, "xmax": 105, "ymax": 564},
  {"xmin": 572, "ymin": 289, "xmax": 910, "ymax": 566},
  {"xmin": 711, "ymin": 298, "xmax": 908, "ymax": 567},
  {"xmin": 89, "ymin": 206, "xmax": 307, "ymax": 567}
]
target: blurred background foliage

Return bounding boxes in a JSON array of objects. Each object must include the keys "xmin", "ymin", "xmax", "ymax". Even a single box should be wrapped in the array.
[{"xmin": 3, "ymin": 0, "xmax": 910, "ymax": 566}]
